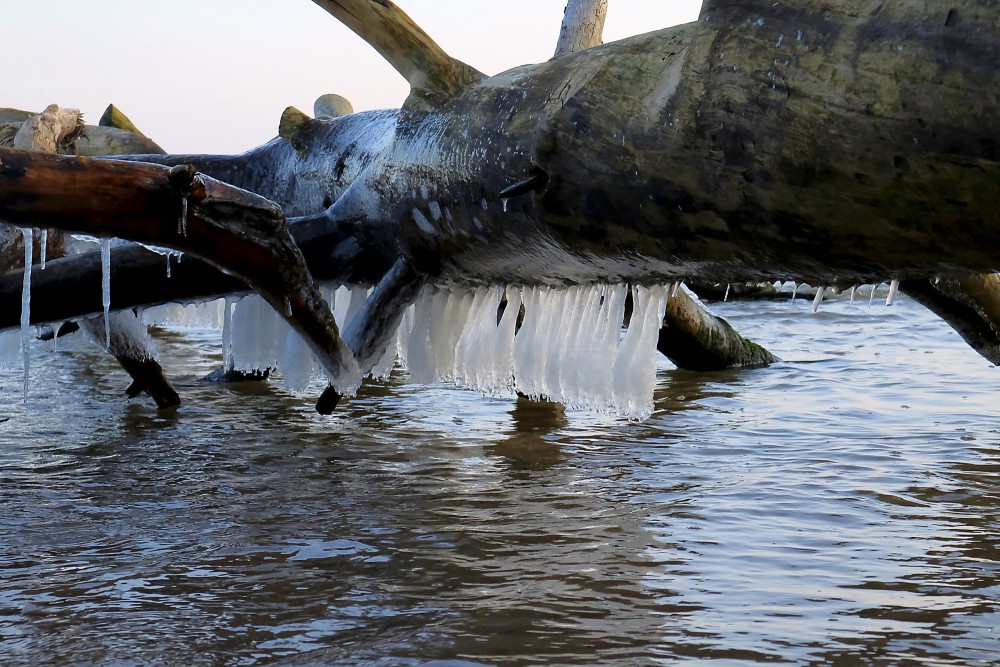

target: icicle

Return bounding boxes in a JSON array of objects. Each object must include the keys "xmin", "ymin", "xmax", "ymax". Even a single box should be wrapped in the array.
[
  {"xmin": 178, "ymin": 197, "xmax": 188, "ymax": 236},
  {"xmin": 166, "ymin": 253, "xmax": 172, "ymax": 278},
  {"xmin": 849, "ymin": 285, "xmax": 857, "ymax": 307},
  {"xmin": 280, "ymin": 327, "xmax": 315, "ymax": 392},
  {"xmin": 0, "ymin": 330, "xmax": 20, "ymax": 369},
  {"xmin": 671, "ymin": 282, "xmax": 682, "ymax": 298},
  {"xmin": 52, "ymin": 321, "xmax": 63, "ymax": 353},
  {"xmin": 100, "ymin": 238, "xmax": 112, "ymax": 348},
  {"xmin": 791, "ymin": 282, "xmax": 799, "ymax": 300},
  {"xmin": 611, "ymin": 284, "xmax": 669, "ymax": 418},
  {"xmin": 405, "ymin": 286, "xmax": 437, "ymax": 383},
  {"xmin": 885, "ymin": 278, "xmax": 899, "ymax": 306},
  {"xmin": 231, "ymin": 295, "xmax": 280, "ymax": 373},
  {"xmin": 39, "ymin": 229, "xmax": 47, "ymax": 269},
  {"xmin": 512, "ymin": 286, "xmax": 544, "ymax": 399},
  {"xmin": 868, "ymin": 282, "xmax": 880, "ymax": 310},
  {"xmin": 724, "ymin": 283, "xmax": 731, "ymax": 301},
  {"xmin": 21, "ymin": 228, "xmax": 33, "ymax": 401},
  {"xmin": 811, "ymin": 286, "xmax": 825, "ymax": 313},
  {"xmin": 343, "ymin": 285, "xmax": 369, "ymax": 329},
  {"xmin": 221, "ymin": 297, "xmax": 234, "ymax": 369}
]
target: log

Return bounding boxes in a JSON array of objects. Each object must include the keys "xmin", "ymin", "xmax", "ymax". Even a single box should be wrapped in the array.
[
  {"xmin": 110, "ymin": 0, "xmax": 1000, "ymax": 287},
  {"xmin": 0, "ymin": 146, "xmax": 362, "ymax": 399},
  {"xmin": 657, "ymin": 284, "xmax": 778, "ymax": 370},
  {"xmin": 3, "ymin": 103, "xmax": 181, "ymax": 409},
  {"xmin": 2, "ymin": 0, "xmax": 1000, "ymax": 415}
]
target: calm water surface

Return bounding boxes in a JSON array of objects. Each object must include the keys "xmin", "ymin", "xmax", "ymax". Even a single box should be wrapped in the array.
[{"xmin": 1, "ymin": 293, "xmax": 998, "ymax": 666}]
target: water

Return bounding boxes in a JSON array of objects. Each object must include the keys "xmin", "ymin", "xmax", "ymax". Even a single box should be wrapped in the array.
[{"xmin": 1, "ymin": 294, "xmax": 998, "ymax": 666}]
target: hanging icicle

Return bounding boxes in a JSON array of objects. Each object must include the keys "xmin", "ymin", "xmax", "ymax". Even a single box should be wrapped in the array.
[
  {"xmin": 811, "ymin": 286, "xmax": 826, "ymax": 313},
  {"xmin": 885, "ymin": 278, "xmax": 900, "ymax": 306},
  {"xmin": 20, "ymin": 228, "xmax": 33, "ymax": 402},
  {"xmin": 100, "ymin": 238, "xmax": 112, "ymax": 348},
  {"xmin": 39, "ymin": 229, "xmax": 47, "ymax": 269}
]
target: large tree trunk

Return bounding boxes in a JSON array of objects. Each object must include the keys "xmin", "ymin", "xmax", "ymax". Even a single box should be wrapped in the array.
[{"xmin": 0, "ymin": 0, "xmax": 998, "ymax": 416}]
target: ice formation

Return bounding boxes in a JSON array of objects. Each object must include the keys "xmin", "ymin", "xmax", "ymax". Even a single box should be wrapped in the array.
[
  {"xmin": 811, "ymin": 286, "xmax": 825, "ymax": 313},
  {"xmin": 39, "ymin": 229, "xmax": 47, "ymax": 269},
  {"xmin": 100, "ymin": 238, "xmax": 112, "ymax": 348},
  {"xmin": 21, "ymin": 228, "xmax": 33, "ymax": 400},
  {"xmin": 886, "ymin": 278, "xmax": 900, "ymax": 306},
  {"xmin": 134, "ymin": 279, "xmax": 670, "ymax": 419},
  {"xmin": 397, "ymin": 282, "xmax": 668, "ymax": 419}
]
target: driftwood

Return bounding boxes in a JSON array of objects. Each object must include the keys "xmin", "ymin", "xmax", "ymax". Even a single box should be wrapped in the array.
[
  {"xmin": 1, "ymin": 0, "xmax": 999, "ymax": 414},
  {"xmin": 0, "ymin": 147, "xmax": 362, "ymax": 403}
]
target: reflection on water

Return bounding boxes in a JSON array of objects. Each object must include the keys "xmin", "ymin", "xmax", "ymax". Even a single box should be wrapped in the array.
[{"xmin": 1, "ymin": 295, "xmax": 999, "ymax": 665}]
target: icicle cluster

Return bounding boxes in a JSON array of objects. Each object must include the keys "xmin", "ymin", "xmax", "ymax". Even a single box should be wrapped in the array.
[
  {"xmin": 226, "ymin": 285, "xmax": 372, "ymax": 391},
  {"xmin": 137, "ymin": 281, "xmax": 670, "ymax": 419},
  {"xmin": 395, "ymin": 283, "xmax": 668, "ymax": 420}
]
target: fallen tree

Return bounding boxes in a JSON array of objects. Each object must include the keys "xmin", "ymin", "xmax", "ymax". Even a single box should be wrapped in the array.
[{"xmin": 1, "ymin": 0, "xmax": 999, "ymax": 417}]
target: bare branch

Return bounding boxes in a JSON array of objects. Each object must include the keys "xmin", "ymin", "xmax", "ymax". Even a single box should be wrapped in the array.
[
  {"xmin": 310, "ymin": 0, "xmax": 483, "ymax": 107},
  {"xmin": 555, "ymin": 0, "xmax": 608, "ymax": 56}
]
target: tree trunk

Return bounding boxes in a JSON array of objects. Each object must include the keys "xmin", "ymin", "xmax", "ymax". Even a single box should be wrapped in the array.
[{"xmin": 1, "ymin": 0, "xmax": 999, "ymax": 416}]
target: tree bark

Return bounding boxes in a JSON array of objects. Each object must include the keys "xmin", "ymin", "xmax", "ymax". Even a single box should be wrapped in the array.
[
  {"xmin": 657, "ymin": 284, "xmax": 778, "ymax": 370},
  {"xmin": 555, "ymin": 0, "xmax": 608, "ymax": 56},
  {"xmin": 0, "ymin": 146, "xmax": 362, "ymax": 398}
]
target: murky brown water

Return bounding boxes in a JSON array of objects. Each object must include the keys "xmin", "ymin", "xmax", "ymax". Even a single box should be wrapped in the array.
[{"xmin": 2, "ymin": 292, "xmax": 999, "ymax": 666}]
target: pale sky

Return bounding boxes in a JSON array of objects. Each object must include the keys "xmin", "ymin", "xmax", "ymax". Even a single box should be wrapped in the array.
[{"xmin": 6, "ymin": 1, "xmax": 702, "ymax": 154}]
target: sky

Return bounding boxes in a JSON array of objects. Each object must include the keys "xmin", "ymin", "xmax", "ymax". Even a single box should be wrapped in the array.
[{"xmin": 6, "ymin": 1, "xmax": 702, "ymax": 154}]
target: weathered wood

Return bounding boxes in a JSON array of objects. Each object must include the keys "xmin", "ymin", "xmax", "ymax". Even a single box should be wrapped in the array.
[
  {"xmin": 4, "ymin": 104, "xmax": 181, "ymax": 408},
  {"xmin": 0, "ymin": 146, "xmax": 362, "ymax": 398},
  {"xmin": 657, "ymin": 285, "xmax": 778, "ymax": 371},
  {"xmin": 902, "ymin": 275, "xmax": 1000, "ymax": 366},
  {"xmin": 309, "ymin": 0, "xmax": 483, "ymax": 109},
  {"xmin": 555, "ymin": 0, "xmax": 608, "ymax": 56},
  {"xmin": 313, "ymin": 93, "xmax": 354, "ymax": 119},
  {"xmin": 114, "ymin": 1, "xmax": 1000, "ymax": 288}
]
